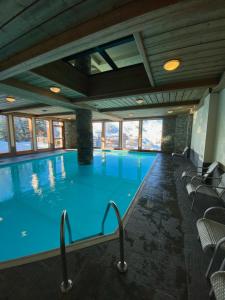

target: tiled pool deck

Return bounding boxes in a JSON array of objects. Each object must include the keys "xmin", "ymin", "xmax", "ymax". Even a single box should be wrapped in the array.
[{"xmin": 0, "ymin": 153, "xmax": 214, "ymax": 299}]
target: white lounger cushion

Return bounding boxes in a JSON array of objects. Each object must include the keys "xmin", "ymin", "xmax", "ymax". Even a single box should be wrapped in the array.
[
  {"xmin": 196, "ymin": 218, "xmax": 225, "ymax": 252},
  {"xmin": 211, "ymin": 271, "xmax": 225, "ymax": 300}
]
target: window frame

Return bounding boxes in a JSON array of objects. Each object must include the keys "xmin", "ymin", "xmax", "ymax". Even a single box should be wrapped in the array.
[
  {"xmin": 53, "ymin": 120, "xmax": 65, "ymax": 149},
  {"xmin": 141, "ymin": 118, "xmax": 163, "ymax": 152},
  {"xmin": 104, "ymin": 121, "xmax": 120, "ymax": 149},
  {"xmin": 92, "ymin": 121, "xmax": 103, "ymax": 149},
  {"xmin": 0, "ymin": 114, "xmax": 11, "ymax": 156},
  {"xmin": 122, "ymin": 120, "xmax": 140, "ymax": 150},
  {"xmin": 13, "ymin": 115, "xmax": 34, "ymax": 154},
  {"xmin": 35, "ymin": 118, "xmax": 51, "ymax": 151}
]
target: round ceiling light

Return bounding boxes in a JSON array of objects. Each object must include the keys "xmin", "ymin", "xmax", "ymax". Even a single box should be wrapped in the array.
[
  {"xmin": 136, "ymin": 98, "xmax": 144, "ymax": 104},
  {"xmin": 6, "ymin": 96, "xmax": 15, "ymax": 103},
  {"xmin": 163, "ymin": 59, "xmax": 181, "ymax": 71},
  {"xmin": 50, "ymin": 86, "xmax": 61, "ymax": 93}
]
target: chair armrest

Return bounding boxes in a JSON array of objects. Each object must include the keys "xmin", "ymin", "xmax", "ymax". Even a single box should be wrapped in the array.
[
  {"xmin": 187, "ymin": 170, "xmax": 203, "ymax": 175},
  {"xmin": 191, "ymin": 175, "xmax": 203, "ymax": 184},
  {"xmin": 196, "ymin": 166, "xmax": 209, "ymax": 170},
  {"xmin": 197, "ymin": 184, "xmax": 225, "ymax": 191},
  {"xmin": 203, "ymin": 207, "xmax": 225, "ymax": 218},
  {"xmin": 204, "ymin": 177, "xmax": 221, "ymax": 179},
  {"xmin": 219, "ymin": 258, "xmax": 225, "ymax": 271},
  {"xmin": 195, "ymin": 184, "xmax": 218, "ymax": 197}
]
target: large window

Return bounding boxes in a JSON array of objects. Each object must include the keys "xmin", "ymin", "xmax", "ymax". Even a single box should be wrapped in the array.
[
  {"xmin": 36, "ymin": 119, "xmax": 50, "ymax": 149},
  {"xmin": 142, "ymin": 119, "xmax": 163, "ymax": 150},
  {"xmin": 93, "ymin": 122, "xmax": 102, "ymax": 148},
  {"xmin": 53, "ymin": 121, "xmax": 64, "ymax": 149},
  {"xmin": 122, "ymin": 121, "xmax": 139, "ymax": 150},
  {"xmin": 105, "ymin": 122, "xmax": 120, "ymax": 148},
  {"xmin": 14, "ymin": 116, "xmax": 33, "ymax": 152},
  {"xmin": 0, "ymin": 115, "xmax": 10, "ymax": 154}
]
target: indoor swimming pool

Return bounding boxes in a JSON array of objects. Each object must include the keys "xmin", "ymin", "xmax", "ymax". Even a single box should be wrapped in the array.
[{"xmin": 0, "ymin": 150, "xmax": 156, "ymax": 266}]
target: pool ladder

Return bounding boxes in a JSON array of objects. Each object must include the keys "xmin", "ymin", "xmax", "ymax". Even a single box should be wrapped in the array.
[{"xmin": 60, "ymin": 201, "xmax": 128, "ymax": 293}]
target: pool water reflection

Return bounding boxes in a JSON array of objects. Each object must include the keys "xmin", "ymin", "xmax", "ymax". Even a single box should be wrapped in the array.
[{"xmin": 0, "ymin": 150, "xmax": 156, "ymax": 262}]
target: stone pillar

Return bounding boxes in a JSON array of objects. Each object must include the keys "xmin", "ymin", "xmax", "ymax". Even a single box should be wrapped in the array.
[
  {"xmin": 76, "ymin": 109, "xmax": 93, "ymax": 164},
  {"xmin": 161, "ymin": 117, "xmax": 176, "ymax": 153},
  {"xmin": 174, "ymin": 114, "xmax": 193, "ymax": 153}
]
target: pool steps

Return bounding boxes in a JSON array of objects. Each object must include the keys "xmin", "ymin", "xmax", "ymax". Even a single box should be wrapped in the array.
[{"xmin": 60, "ymin": 201, "xmax": 127, "ymax": 293}]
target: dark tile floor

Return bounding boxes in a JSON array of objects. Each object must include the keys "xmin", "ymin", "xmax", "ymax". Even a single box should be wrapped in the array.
[{"xmin": 0, "ymin": 154, "xmax": 214, "ymax": 299}]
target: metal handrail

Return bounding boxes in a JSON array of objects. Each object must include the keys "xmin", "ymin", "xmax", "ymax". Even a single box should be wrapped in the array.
[
  {"xmin": 60, "ymin": 210, "xmax": 73, "ymax": 293},
  {"xmin": 101, "ymin": 201, "xmax": 128, "ymax": 273}
]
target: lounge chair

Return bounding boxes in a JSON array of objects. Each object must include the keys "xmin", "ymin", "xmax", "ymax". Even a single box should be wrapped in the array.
[
  {"xmin": 186, "ymin": 173, "xmax": 225, "ymax": 210},
  {"xmin": 196, "ymin": 206, "xmax": 225, "ymax": 279},
  {"xmin": 172, "ymin": 146, "xmax": 189, "ymax": 160},
  {"xmin": 210, "ymin": 259, "xmax": 225, "ymax": 300},
  {"xmin": 181, "ymin": 161, "xmax": 219, "ymax": 184}
]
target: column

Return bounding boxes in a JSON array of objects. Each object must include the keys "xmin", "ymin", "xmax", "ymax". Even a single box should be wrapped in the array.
[{"xmin": 76, "ymin": 109, "xmax": 93, "ymax": 164}]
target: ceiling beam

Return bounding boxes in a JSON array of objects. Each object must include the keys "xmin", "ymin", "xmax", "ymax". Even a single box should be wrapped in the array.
[
  {"xmin": 64, "ymin": 35, "xmax": 134, "ymax": 61},
  {"xmin": 86, "ymin": 64, "xmax": 150, "ymax": 99},
  {"xmin": 0, "ymin": 103, "xmax": 49, "ymax": 113},
  {"xmin": 33, "ymin": 110, "xmax": 122, "ymax": 122},
  {"xmin": 35, "ymin": 111, "xmax": 74, "ymax": 117},
  {"xmin": 74, "ymin": 77, "xmax": 218, "ymax": 103},
  {"xmin": 96, "ymin": 48, "xmax": 118, "ymax": 70},
  {"xmin": 99, "ymin": 100, "xmax": 200, "ymax": 112},
  {"xmin": 31, "ymin": 61, "xmax": 88, "ymax": 96},
  {"xmin": 133, "ymin": 32, "xmax": 155, "ymax": 87},
  {"xmin": 0, "ymin": 79, "xmax": 121, "ymax": 121},
  {"xmin": 0, "ymin": 0, "xmax": 180, "ymax": 80},
  {"xmin": 0, "ymin": 79, "xmax": 82, "ymax": 110}
]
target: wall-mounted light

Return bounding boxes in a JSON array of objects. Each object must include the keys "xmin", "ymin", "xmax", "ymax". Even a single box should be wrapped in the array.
[
  {"xmin": 136, "ymin": 99, "xmax": 144, "ymax": 104},
  {"xmin": 168, "ymin": 110, "xmax": 173, "ymax": 114},
  {"xmin": 163, "ymin": 59, "xmax": 181, "ymax": 71},
  {"xmin": 6, "ymin": 96, "xmax": 16, "ymax": 103},
  {"xmin": 50, "ymin": 86, "xmax": 61, "ymax": 93}
]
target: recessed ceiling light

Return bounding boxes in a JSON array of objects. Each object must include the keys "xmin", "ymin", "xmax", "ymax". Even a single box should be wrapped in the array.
[
  {"xmin": 6, "ymin": 96, "xmax": 15, "ymax": 103},
  {"xmin": 163, "ymin": 59, "xmax": 181, "ymax": 71},
  {"xmin": 168, "ymin": 110, "xmax": 173, "ymax": 114},
  {"xmin": 136, "ymin": 99, "xmax": 144, "ymax": 104},
  {"xmin": 50, "ymin": 86, "xmax": 61, "ymax": 93}
]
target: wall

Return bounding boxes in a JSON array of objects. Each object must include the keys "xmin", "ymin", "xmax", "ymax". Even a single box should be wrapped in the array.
[
  {"xmin": 64, "ymin": 115, "xmax": 192, "ymax": 153},
  {"xmin": 174, "ymin": 114, "xmax": 193, "ymax": 153},
  {"xmin": 190, "ymin": 91, "xmax": 220, "ymax": 166},
  {"xmin": 213, "ymin": 88, "xmax": 225, "ymax": 165},
  {"xmin": 190, "ymin": 94, "xmax": 210, "ymax": 165},
  {"xmin": 161, "ymin": 117, "xmax": 176, "ymax": 153},
  {"xmin": 64, "ymin": 120, "xmax": 77, "ymax": 149},
  {"xmin": 161, "ymin": 114, "xmax": 192, "ymax": 153}
]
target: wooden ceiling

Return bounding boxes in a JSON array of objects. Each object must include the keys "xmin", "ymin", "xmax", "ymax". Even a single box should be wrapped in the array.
[
  {"xmin": 14, "ymin": 72, "xmax": 84, "ymax": 99},
  {"xmin": 81, "ymin": 88, "xmax": 205, "ymax": 111},
  {"xmin": 0, "ymin": 0, "xmax": 132, "ymax": 61},
  {"xmin": 0, "ymin": 0, "xmax": 224, "ymax": 120}
]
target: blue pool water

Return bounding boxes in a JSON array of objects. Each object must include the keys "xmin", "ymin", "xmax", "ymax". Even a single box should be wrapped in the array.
[{"xmin": 0, "ymin": 150, "xmax": 156, "ymax": 263}]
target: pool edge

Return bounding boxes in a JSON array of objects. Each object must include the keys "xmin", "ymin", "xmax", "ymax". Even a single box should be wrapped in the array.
[{"xmin": 0, "ymin": 152, "xmax": 158, "ymax": 270}]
